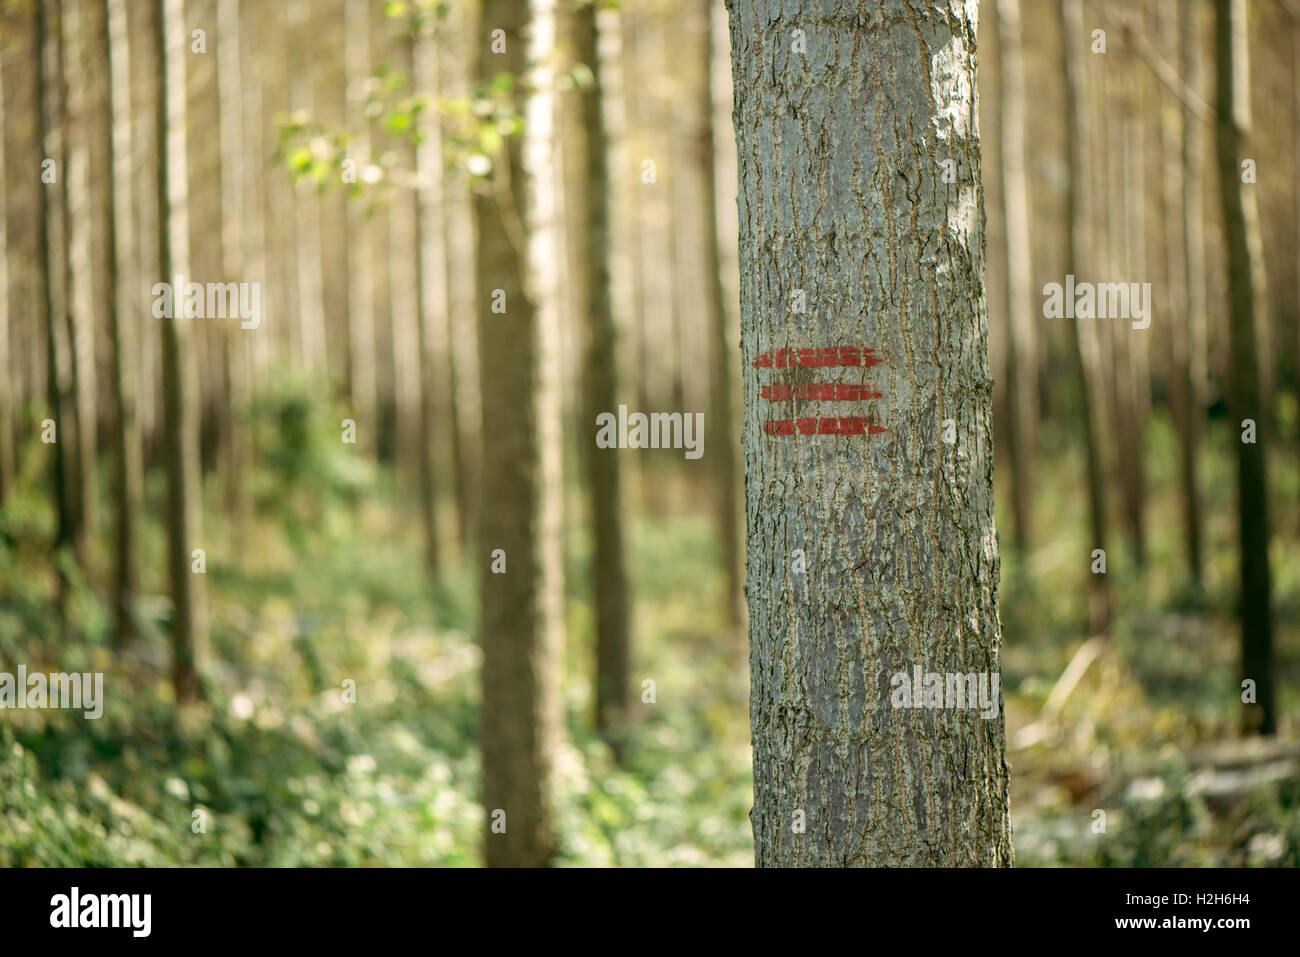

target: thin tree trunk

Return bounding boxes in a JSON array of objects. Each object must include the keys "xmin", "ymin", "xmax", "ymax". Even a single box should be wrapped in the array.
[
  {"xmin": 728, "ymin": 0, "xmax": 1013, "ymax": 866},
  {"xmin": 106, "ymin": 0, "xmax": 142, "ymax": 646},
  {"xmin": 37, "ymin": 0, "xmax": 75, "ymax": 597},
  {"xmin": 411, "ymin": 16, "xmax": 444, "ymax": 574},
  {"xmin": 477, "ymin": 0, "xmax": 562, "ymax": 868},
  {"xmin": 1214, "ymin": 0, "xmax": 1276, "ymax": 735},
  {"xmin": 156, "ymin": 0, "xmax": 202, "ymax": 703},
  {"xmin": 1121, "ymin": 32, "xmax": 1149, "ymax": 570},
  {"xmin": 344, "ymin": 0, "xmax": 377, "ymax": 456},
  {"xmin": 995, "ymin": 0, "xmax": 1035, "ymax": 555},
  {"xmin": 0, "ymin": 52, "xmax": 15, "ymax": 505},
  {"xmin": 562, "ymin": 1, "xmax": 631, "ymax": 745},
  {"xmin": 62, "ymin": 0, "xmax": 94, "ymax": 564},
  {"xmin": 1061, "ymin": 0, "xmax": 1110, "ymax": 631},
  {"xmin": 693, "ymin": 0, "xmax": 743, "ymax": 630},
  {"xmin": 1165, "ymin": 0, "xmax": 1205, "ymax": 588}
]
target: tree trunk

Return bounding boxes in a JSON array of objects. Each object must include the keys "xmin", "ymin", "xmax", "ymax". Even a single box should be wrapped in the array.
[
  {"xmin": 727, "ymin": 0, "xmax": 1013, "ymax": 866},
  {"xmin": 477, "ymin": 0, "xmax": 563, "ymax": 867},
  {"xmin": 344, "ymin": 0, "xmax": 377, "ymax": 456},
  {"xmin": 62, "ymin": 0, "xmax": 97, "ymax": 566},
  {"xmin": 0, "ymin": 48, "xmax": 15, "ymax": 505},
  {"xmin": 1060, "ymin": 0, "xmax": 1110, "ymax": 631},
  {"xmin": 1164, "ymin": 0, "xmax": 1204, "ymax": 589},
  {"xmin": 411, "ymin": 16, "xmax": 445, "ymax": 575},
  {"xmin": 560, "ymin": 1, "xmax": 632, "ymax": 746},
  {"xmin": 995, "ymin": 0, "xmax": 1035, "ymax": 555},
  {"xmin": 106, "ymin": 0, "xmax": 142, "ymax": 646},
  {"xmin": 155, "ymin": 0, "xmax": 203, "ymax": 703},
  {"xmin": 217, "ymin": 0, "xmax": 252, "ymax": 529},
  {"xmin": 37, "ymin": 0, "xmax": 76, "ymax": 595},
  {"xmin": 692, "ymin": 0, "xmax": 743, "ymax": 630},
  {"xmin": 1119, "ymin": 29, "xmax": 1148, "ymax": 570},
  {"xmin": 1214, "ymin": 0, "xmax": 1276, "ymax": 735}
]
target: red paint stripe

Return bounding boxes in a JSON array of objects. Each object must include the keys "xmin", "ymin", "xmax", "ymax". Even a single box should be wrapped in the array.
[
  {"xmin": 762, "ymin": 417, "xmax": 889, "ymax": 436},
  {"xmin": 752, "ymin": 347, "xmax": 884, "ymax": 369},
  {"xmin": 760, "ymin": 383, "xmax": 883, "ymax": 402}
]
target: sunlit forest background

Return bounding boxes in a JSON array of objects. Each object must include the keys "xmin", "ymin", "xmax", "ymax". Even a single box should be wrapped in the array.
[{"xmin": 1, "ymin": 0, "xmax": 1299, "ymax": 867}]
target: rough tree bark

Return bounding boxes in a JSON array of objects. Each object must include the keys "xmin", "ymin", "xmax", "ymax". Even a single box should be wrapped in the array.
[
  {"xmin": 1214, "ymin": 0, "xmax": 1276, "ymax": 735},
  {"xmin": 727, "ymin": 0, "xmax": 1013, "ymax": 866}
]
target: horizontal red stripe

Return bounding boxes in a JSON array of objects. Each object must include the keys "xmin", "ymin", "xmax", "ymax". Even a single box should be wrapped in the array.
[
  {"xmin": 762, "ymin": 417, "xmax": 889, "ymax": 436},
  {"xmin": 753, "ymin": 347, "xmax": 883, "ymax": 369},
  {"xmin": 760, "ymin": 383, "xmax": 882, "ymax": 402}
]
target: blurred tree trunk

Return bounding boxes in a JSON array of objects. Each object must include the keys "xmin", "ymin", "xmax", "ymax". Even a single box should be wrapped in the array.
[
  {"xmin": 1061, "ymin": 0, "xmax": 1110, "ymax": 631},
  {"xmin": 619, "ymin": 11, "xmax": 651, "ymax": 419},
  {"xmin": 155, "ymin": 0, "xmax": 203, "ymax": 703},
  {"xmin": 217, "ymin": 0, "xmax": 252, "ymax": 529},
  {"xmin": 106, "ymin": 0, "xmax": 142, "ymax": 645},
  {"xmin": 477, "ymin": 0, "xmax": 562, "ymax": 867},
  {"xmin": 290, "ymin": 0, "xmax": 327, "ymax": 378},
  {"xmin": 410, "ymin": 14, "xmax": 445, "ymax": 574},
  {"xmin": 1163, "ymin": 0, "xmax": 1205, "ymax": 589},
  {"xmin": 691, "ymin": 0, "xmax": 743, "ymax": 629},
  {"xmin": 1119, "ymin": 31, "xmax": 1149, "ymax": 570},
  {"xmin": 0, "ymin": 54, "xmax": 15, "ymax": 505},
  {"xmin": 62, "ymin": 0, "xmax": 94, "ymax": 565},
  {"xmin": 441, "ymin": 0, "xmax": 480, "ymax": 550},
  {"xmin": 37, "ymin": 0, "xmax": 75, "ymax": 593},
  {"xmin": 995, "ymin": 0, "xmax": 1035, "ymax": 555},
  {"xmin": 344, "ymin": 0, "xmax": 377, "ymax": 456},
  {"xmin": 561, "ymin": 0, "xmax": 631, "ymax": 745},
  {"xmin": 728, "ymin": 0, "xmax": 1013, "ymax": 866},
  {"xmin": 1214, "ymin": 0, "xmax": 1276, "ymax": 735}
]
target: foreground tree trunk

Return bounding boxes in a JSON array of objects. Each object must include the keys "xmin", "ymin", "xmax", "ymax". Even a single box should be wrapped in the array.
[
  {"xmin": 1214, "ymin": 0, "xmax": 1276, "ymax": 735},
  {"xmin": 727, "ymin": 0, "xmax": 1013, "ymax": 866},
  {"xmin": 476, "ymin": 0, "xmax": 562, "ymax": 867}
]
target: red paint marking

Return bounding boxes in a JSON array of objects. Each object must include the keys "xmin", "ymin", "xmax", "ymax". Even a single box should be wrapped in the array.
[
  {"xmin": 761, "ymin": 383, "xmax": 883, "ymax": 402},
  {"xmin": 754, "ymin": 342, "xmax": 889, "ymax": 438},
  {"xmin": 763, "ymin": 417, "xmax": 889, "ymax": 436},
  {"xmin": 752, "ymin": 347, "xmax": 884, "ymax": 369}
]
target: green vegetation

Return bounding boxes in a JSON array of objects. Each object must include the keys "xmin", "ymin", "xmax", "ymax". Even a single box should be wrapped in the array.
[{"xmin": 1, "ymin": 381, "xmax": 1295, "ymax": 866}]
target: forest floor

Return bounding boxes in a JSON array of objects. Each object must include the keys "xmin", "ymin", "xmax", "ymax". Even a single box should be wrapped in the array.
[{"xmin": 1, "ymin": 386, "xmax": 1297, "ymax": 866}]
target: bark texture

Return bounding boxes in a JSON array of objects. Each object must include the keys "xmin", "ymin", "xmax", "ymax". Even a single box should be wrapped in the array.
[{"xmin": 726, "ymin": 0, "xmax": 1013, "ymax": 866}]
